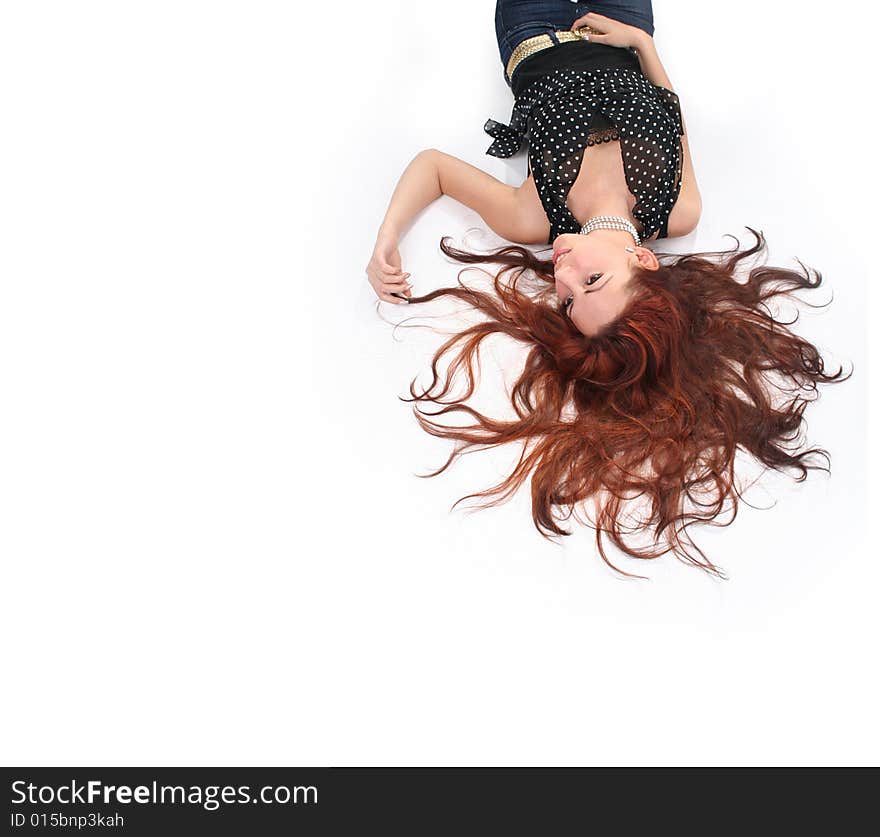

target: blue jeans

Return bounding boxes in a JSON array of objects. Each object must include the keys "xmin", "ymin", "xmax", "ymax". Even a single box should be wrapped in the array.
[{"xmin": 495, "ymin": 0, "xmax": 655, "ymax": 87}]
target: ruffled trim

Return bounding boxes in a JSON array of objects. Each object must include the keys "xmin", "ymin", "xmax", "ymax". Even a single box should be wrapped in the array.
[{"xmin": 584, "ymin": 126, "xmax": 620, "ymax": 146}]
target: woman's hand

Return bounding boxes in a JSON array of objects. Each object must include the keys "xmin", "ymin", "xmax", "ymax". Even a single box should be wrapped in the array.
[
  {"xmin": 571, "ymin": 12, "xmax": 650, "ymax": 50},
  {"xmin": 365, "ymin": 227, "xmax": 412, "ymax": 304}
]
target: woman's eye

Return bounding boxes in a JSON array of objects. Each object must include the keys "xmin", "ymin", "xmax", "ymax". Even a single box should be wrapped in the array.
[{"xmin": 585, "ymin": 273, "xmax": 603, "ymax": 286}]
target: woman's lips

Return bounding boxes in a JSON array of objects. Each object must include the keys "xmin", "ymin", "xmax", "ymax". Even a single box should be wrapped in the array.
[{"xmin": 552, "ymin": 248, "xmax": 571, "ymax": 266}]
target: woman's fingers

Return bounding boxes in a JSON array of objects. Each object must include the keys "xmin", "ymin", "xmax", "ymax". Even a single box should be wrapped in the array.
[
  {"xmin": 366, "ymin": 251, "xmax": 413, "ymax": 302},
  {"xmin": 380, "ymin": 289, "xmax": 409, "ymax": 304},
  {"xmin": 375, "ymin": 260, "xmax": 405, "ymax": 280},
  {"xmin": 370, "ymin": 273, "xmax": 413, "ymax": 304},
  {"xmin": 367, "ymin": 264, "xmax": 410, "ymax": 285},
  {"xmin": 384, "ymin": 276, "xmax": 412, "ymax": 295},
  {"xmin": 572, "ymin": 12, "xmax": 608, "ymax": 31}
]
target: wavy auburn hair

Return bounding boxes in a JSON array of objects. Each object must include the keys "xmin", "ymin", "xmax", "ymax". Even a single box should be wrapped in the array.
[{"xmin": 391, "ymin": 227, "xmax": 851, "ymax": 579}]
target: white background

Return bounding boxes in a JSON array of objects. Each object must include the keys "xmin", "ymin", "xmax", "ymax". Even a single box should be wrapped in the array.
[{"xmin": 1, "ymin": 1, "xmax": 876, "ymax": 765}]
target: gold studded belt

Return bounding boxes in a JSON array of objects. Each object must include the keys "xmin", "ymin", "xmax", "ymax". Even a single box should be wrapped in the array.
[{"xmin": 506, "ymin": 25, "xmax": 599, "ymax": 83}]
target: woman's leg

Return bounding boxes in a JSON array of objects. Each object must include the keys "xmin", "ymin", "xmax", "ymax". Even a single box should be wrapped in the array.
[{"xmin": 495, "ymin": 1, "xmax": 655, "ymax": 86}]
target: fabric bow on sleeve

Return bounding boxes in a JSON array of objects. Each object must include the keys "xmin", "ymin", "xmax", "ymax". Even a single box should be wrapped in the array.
[{"xmin": 484, "ymin": 113, "xmax": 527, "ymax": 158}]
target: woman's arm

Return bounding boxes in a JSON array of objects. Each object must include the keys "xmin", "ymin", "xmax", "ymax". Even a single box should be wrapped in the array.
[
  {"xmin": 367, "ymin": 149, "xmax": 537, "ymax": 302},
  {"xmin": 376, "ymin": 150, "xmax": 442, "ymax": 241},
  {"xmin": 377, "ymin": 148, "xmax": 535, "ymax": 243},
  {"xmin": 632, "ymin": 33, "xmax": 702, "ymax": 231},
  {"xmin": 367, "ymin": 150, "xmax": 441, "ymax": 303}
]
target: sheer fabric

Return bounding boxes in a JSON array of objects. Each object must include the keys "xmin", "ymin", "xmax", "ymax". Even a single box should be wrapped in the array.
[{"xmin": 484, "ymin": 45, "xmax": 684, "ymax": 244}]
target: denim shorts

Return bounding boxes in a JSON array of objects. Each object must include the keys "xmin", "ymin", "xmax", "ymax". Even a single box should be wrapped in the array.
[{"xmin": 495, "ymin": 0, "xmax": 655, "ymax": 87}]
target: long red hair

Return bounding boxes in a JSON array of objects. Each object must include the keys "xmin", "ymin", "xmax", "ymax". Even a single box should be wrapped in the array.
[{"xmin": 392, "ymin": 228, "xmax": 851, "ymax": 579}]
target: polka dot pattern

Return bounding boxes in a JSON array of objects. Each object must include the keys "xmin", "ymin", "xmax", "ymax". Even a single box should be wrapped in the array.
[{"xmin": 484, "ymin": 67, "xmax": 684, "ymax": 244}]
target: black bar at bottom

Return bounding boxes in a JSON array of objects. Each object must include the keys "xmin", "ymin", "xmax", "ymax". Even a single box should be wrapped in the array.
[{"xmin": 1, "ymin": 766, "xmax": 875, "ymax": 835}]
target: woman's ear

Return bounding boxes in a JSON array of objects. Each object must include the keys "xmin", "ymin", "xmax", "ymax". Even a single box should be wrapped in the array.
[{"xmin": 633, "ymin": 246, "xmax": 660, "ymax": 271}]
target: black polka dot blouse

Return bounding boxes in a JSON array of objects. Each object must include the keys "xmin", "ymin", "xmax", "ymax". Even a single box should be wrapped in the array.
[{"xmin": 484, "ymin": 66, "xmax": 685, "ymax": 244}]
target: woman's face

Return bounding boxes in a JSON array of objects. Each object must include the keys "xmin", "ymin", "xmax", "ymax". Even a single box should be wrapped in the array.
[{"xmin": 552, "ymin": 230, "xmax": 659, "ymax": 336}]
